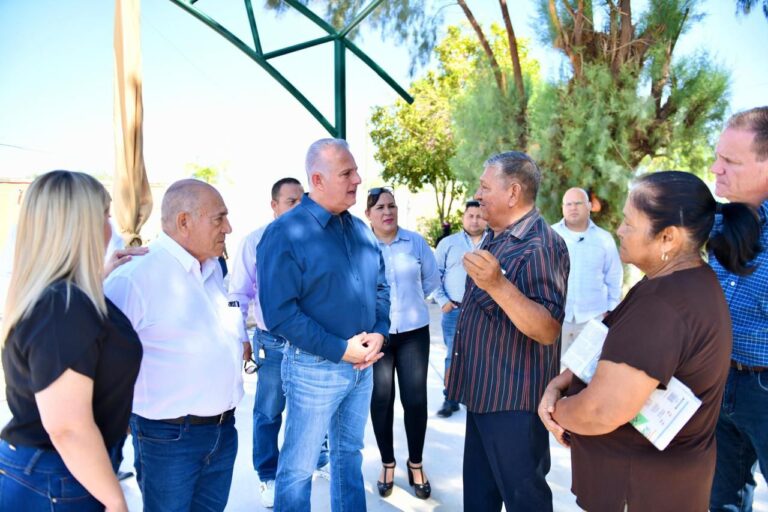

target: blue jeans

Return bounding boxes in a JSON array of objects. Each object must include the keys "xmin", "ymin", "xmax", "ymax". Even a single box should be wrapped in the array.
[
  {"xmin": 441, "ymin": 307, "xmax": 460, "ymax": 406},
  {"xmin": 0, "ymin": 439, "xmax": 120, "ymax": 511},
  {"xmin": 711, "ymin": 368, "xmax": 768, "ymax": 512},
  {"xmin": 130, "ymin": 413, "xmax": 238, "ymax": 512},
  {"xmin": 275, "ymin": 344, "xmax": 373, "ymax": 512},
  {"xmin": 252, "ymin": 329, "xmax": 329, "ymax": 481}
]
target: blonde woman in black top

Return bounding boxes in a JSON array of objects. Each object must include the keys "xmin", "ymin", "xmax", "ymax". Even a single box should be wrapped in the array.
[{"xmin": 0, "ymin": 170, "xmax": 144, "ymax": 511}]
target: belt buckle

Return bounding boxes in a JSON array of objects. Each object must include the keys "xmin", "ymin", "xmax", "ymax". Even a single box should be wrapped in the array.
[{"xmin": 736, "ymin": 361, "xmax": 745, "ymax": 371}]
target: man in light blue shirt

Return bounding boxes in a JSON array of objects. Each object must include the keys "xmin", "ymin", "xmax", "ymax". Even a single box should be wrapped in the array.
[
  {"xmin": 258, "ymin": 138, "xmax": 390, "ymax": 512},
  {"xmin": 433, "ymin": 200, "xmax": 486, "ymax": 417},
  {"xmin": 551, "ymin": 188, "xmax": 622, "ymax": 355}
]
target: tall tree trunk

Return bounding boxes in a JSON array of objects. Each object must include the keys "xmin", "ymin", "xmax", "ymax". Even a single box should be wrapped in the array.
[
  {"xmin": 457, "ymin": 0, "xmax": 507, "ymax": 93},
  {"xmin": 612, "ymin": 0, "xmax": 633, "ymax": 76},
  {"xmin": 499, "ymin": 0, "xmax": 528, "ymax": 148}
]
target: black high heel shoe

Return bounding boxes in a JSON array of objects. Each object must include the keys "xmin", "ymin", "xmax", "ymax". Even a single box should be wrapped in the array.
[
  {"xmin": 407, "ymin": 460, "xmax": 431, "ymax": 500},
  {"xmin": 377, "ymin": 462, "xmax": 396, "ymax": 497}
]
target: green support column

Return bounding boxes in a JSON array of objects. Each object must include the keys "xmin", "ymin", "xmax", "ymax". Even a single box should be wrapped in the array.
[{"xmin": 334, "ymin": 39, "xmax": 346, "ymax": 139}]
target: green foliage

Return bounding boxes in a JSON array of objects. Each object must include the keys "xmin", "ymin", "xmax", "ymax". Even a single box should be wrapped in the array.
[
  {"xmin": 417, "ymin": 209, "xmax": 464, "ymax": 248},
  {"xmin": 186, "ymin": 163, "xmax": 221, "ymax": 184},
  {"xmin": 450, "ymin": 24, "xmax": 541, "ymax": 189}
]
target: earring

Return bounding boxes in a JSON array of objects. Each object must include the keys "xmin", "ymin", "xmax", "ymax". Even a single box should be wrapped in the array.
[{"xmin": 661, "ymin": 252, "xmax": 669, "ymax": 262}]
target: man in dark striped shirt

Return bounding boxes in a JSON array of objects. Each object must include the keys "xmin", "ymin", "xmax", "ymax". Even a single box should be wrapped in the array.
[{"xmin": 446, "ymin": 151, "xmax": 569, "ymax": 512}]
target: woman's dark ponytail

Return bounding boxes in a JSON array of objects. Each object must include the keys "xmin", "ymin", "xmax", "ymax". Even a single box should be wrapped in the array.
[{"xmin": 709, "ymin": 202, "xmax": 762, "ymax": 275}]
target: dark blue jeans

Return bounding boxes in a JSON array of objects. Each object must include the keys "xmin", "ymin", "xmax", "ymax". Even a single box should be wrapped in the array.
[
  {"xmin": 464, "ymin": 410, "xmax": 552, "ymax": 512},
  {"xmin": 441, "ymin": 307, "xmax": 460, "ymax": 407},
  {"xmin": 0, "ymin": 438, "xmax": 120, "ymax": 511},
  {"xmin": 130, "ymin": 413, "xmax": 237, "ymax": 512},
  {"xmin": 252, "ymin": 329, "xmax": 329, "ymax": 481},
  {"xmin": 711, "ymin": 368, "xmax": 768, "ymax": 512}
]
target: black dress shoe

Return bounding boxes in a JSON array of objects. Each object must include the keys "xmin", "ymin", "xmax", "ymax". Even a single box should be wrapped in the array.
[
  {"xmin": 450, "ymin": 402, "xmax": 460, "ymax": 412},
  {"xmin": 377, "ymin": 462, "xmax": 396, "ymax": 497},
  {"xmin": 437, "ymin": 401, "xmax": 455, "ymax": 417},
  {"xmin": 407, "ymin": 460, "xmax": 431, "ymax": 500}
]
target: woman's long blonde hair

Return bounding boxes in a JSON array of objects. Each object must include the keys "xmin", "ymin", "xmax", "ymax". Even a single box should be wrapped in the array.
[{"xmin": 1, "ymin": 170, "xmax": 110, "ymax": 344}]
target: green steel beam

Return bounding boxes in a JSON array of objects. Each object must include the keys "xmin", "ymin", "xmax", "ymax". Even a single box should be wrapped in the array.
[
  {"xmin": 334, "ymin": 39, "xmax": 346, "ymax": 138},
  {"xmin": 263, "ymin": 34, "xmax": 335, "ymax": 60},
  {"xmin": 243, "ymin": 0, "xmax": 263, "ymax": 55},
  {"xmin": 339, "ymin": 0, "xmax": 384, "ymax": 39},
  {"xmin": 167, "ymin": 0, "xmax": 336, "ymax": 135},
  {"xmin": 168, "ymin": 0, "xmax": 413, "ymax": 139},
  {"xmin": 344, "ymin": 39, "xmax": 413, "ymax": 103}
]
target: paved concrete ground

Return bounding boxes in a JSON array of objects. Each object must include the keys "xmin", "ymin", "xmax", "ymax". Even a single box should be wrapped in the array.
[{"xmin": 2, "ymin": 304, "xmax": 767, "ymax": 510}]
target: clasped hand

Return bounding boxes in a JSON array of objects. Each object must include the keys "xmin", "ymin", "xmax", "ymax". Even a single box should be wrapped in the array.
[
  {"xmin": 537, "ymin": 384, "xmax": 570, "ymax": 447},
  {"xmin": 342, "ymin": 332, "xmax": 385, "ymax": 370}
]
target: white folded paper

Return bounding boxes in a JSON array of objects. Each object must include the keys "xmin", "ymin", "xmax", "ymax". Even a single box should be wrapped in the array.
[{"xmin": 562, "ymin": 319, "xmax": 701, "ymax": 450}]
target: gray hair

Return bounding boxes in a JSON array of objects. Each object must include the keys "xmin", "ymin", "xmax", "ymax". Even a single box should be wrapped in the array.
[
  {"xmin": 727, "ymin": 106, "xmax": 768, "ymax": 161},
  {"xmin": 484, "ymin": 151, "xmax": 541, "ymax": 202},
  {"xmin": 161, "ymin": 179, "xmax": 214, "ymax": 232},
  {"xmin": 305, "ymin": 138, "xmax": 350, "ymax": 185}
]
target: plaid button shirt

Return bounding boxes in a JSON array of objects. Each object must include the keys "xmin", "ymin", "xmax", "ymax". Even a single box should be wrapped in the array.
[
  {"xmin": 710, "ymin": 201, "xmax": 768, "ymax": 366},
  {"xmin": 446, "ymin": 208, "xmax": 569, "ymax": 413}
]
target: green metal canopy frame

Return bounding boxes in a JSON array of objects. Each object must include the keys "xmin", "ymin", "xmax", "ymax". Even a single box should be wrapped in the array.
[{"xmin": 168, "ymin": 0, "xmax": 414, "ymax": 138}]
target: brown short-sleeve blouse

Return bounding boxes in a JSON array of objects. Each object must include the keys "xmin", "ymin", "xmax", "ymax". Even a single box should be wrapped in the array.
[{"xmin": 567, "ymin": 265, "xmax": 731, "ymax": 512}]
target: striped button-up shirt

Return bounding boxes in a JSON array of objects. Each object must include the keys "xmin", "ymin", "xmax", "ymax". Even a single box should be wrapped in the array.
[
  {"xmin": 446, "ymin": 208, "xmax": 569, "ymax": 413},
  {"xmin": 710, "ymin": 201, "xmax": 768, "ymax": 366}
]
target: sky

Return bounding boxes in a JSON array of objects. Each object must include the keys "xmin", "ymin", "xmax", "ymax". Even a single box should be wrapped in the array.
[{"xmin": 0, "ymin": 0, "xmax": 766, "ymax": 243}]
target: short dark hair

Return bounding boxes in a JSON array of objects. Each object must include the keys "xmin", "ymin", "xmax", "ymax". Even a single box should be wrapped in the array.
[
  {"xmin": 727, "ymin": 106, "xmax": 768, "ymax": 161},
  {"xmin": 465, "ymin": 200, "xmax": 480, "ymax": 209},
  {"xmin": 271, "ymin": 177, "xmax": 301, "ymax": 202},
  {"xmin": 631, "ymin": 171, "xmax": 761, "ymax": 275},
  {"xmin": 484, "ymin": 151, "xmax": 541, "ymax": 202}
]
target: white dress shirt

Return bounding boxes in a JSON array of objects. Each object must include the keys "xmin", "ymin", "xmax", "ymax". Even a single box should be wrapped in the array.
[
  {"xmin": 228, "ymin": 224, "xmax": 267, "ymax": 329},
  {"xmin": 551, "ymin": 219, "xmax": 623, "ymax": 323},
  {"xmin": 104, "ymin": 232, "xmax": 245, "ymax": 419}
]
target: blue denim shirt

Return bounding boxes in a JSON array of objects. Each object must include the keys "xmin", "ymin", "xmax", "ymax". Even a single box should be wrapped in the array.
[
  {"xmin": 709, "ymin": 200, "xmax": 768, "ymax": 366},
  {"xmin": 257, "ymin": 194, "xmax": 390, "ymax": 363}
]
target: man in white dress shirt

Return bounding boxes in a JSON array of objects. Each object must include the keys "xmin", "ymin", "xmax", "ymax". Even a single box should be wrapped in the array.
[
  {"xmin": 105, "ymin": 179, "xmax": 248, "ymax": 512},
  {"xmin": 551, "ymin": 187, "xmax": 622, "ymax": 355}
]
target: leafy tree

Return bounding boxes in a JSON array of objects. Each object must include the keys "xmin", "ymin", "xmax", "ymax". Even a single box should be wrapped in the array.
[
  {"xmin": 533, "ymin": 0, "xmax": 729, "ymax": 229},
  {"xmin": 369, "ymin": 72, "xmax": 464, "ymax": 224}
]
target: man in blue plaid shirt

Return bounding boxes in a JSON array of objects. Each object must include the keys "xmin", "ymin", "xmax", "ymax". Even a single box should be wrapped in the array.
[{"xmin": 709, "ymin": 106, "xmax": 768, "ymax": 512}]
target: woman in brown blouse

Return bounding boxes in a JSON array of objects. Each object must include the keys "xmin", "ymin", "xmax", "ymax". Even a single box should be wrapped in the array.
[{"xmin": 539, "ymin": 171, "xmax": 761, "ymax": 511}]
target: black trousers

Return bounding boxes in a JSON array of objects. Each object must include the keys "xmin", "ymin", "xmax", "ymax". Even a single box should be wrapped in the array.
[
  {"xmin": 370, "ymin": 325, "xmax": 430, "ymax": 464},
  {"xmin": 464, "ymin": 409, "xmax": 553, "ymax": 512}
]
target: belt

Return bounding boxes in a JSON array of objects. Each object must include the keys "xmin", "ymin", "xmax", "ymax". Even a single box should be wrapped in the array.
[
  {"xmin": 451, "ymin": 300, "xmax": 461, "ymax": 307},
  {"xmin": 160, "ymin": 408, "xmax": 235, "ymax": 425},
  {"xmin": 731, "ymin": 361, "xmax": 768, "ymax": 373}
]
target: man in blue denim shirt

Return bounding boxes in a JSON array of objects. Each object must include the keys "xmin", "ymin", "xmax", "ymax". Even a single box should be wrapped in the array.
[
  {"xmin": 228, "ymin": 177, "xmax": 329, "ymax": 508},
  {"xmin": 709, "ymin": 107, "xmax": 768, "ymax": 512},
  {"xmin": 258, "ymin": 138, "xmax": 390, "ymax": 512}
]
